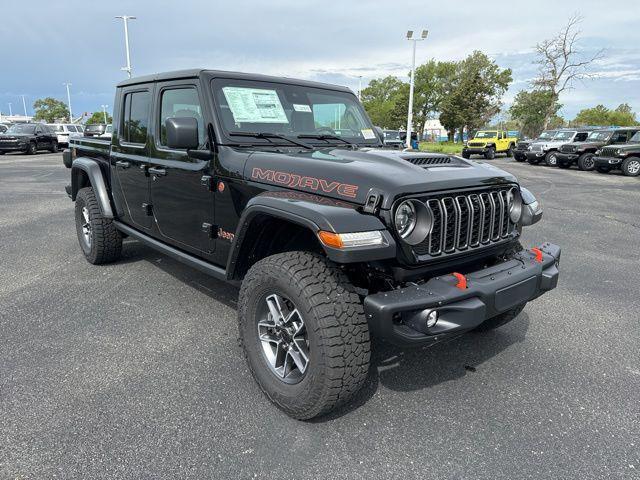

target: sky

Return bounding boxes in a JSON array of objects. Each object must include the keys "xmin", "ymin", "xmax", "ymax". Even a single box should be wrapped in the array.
[{"xmin": 1, "ymin": 0, "xmax": 639, "ymax": 122}]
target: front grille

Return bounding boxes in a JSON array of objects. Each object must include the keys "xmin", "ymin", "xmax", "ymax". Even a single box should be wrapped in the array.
[
  {"xmin": 516, "ymin": 142, "xmax": 530, "ymax": 151},
  {"xmin": 413, "ymin": 187, "xmax": 517, "ymax": 257},
  {"xmin": 530, "ymin": 144, "xmax": 543, "ymax": 152},
  {"xmin": 468, "ymin": 142, "xmax": 485, "ymax": 147},
  {"xmin": 600, "ymin": 147, "xmax": 618, "ymax": 157},
  {"xmin": 560, "ymin": 144, "xmax": 576, "ymax": 153},
  {"xmin": 403, "ymin": 156, "xmax": 452, "ymax": 166}
]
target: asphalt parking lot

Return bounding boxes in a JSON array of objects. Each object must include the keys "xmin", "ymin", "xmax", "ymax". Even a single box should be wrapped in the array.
[{"xmin": 1, "ymin": 152, "xmax": 638, "ymax": 479}]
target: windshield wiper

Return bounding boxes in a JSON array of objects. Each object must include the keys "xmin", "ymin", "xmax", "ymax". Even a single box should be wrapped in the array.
[
  {"xmin": 229, "ymin": 131, "xmax": 313, "ymax": 150},
  {"xmin": 297, "ymin": 134, "xmax": 359, "ymax": 148}
]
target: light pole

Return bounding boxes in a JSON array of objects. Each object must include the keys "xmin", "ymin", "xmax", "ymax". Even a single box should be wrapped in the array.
[
  {"xmin": 8, "ymin": 103, "xmax": 12, "ymax": 116},
  {"xmin": 63, "ymin": 83, "xmax": 73, "ymax": 123},
  {"xmin": 357, "ymin": 75, "xmax": 362, "ymax": 101},
  {"xmin": 21, "ymin": 95, "xmax": 28, "ymax": 120},
  {"xmin": 115, "ymin": 15, "xmax": 136, "ymax": 78},
  {"xmin": 101, "ymin": 105, "xmax": 109, "ymax": 124},
  {"xmin": 405, "ymin": 29, "xmax": 428, "ymax": 149}
]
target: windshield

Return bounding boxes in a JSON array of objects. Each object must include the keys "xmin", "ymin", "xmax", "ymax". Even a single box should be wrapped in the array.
[
  {"xmin": 629, "ymin": 132, "xmax": 640, "ymax": 143},
  {"xmin": 587, "ymin": 131, "xmax": 612, "ymax": 142},
  {"xmin": 7, "ymin": 124, "xmax": 36, "ymax": 134},
  {"xmin": 212, "ymin": 79, "xmax": 377, "ymax": 146},
  {"xmin": 538, "ymin": 131, "xmax": 556, "ymax": 140},
  {"xmin": 553, "ymin": 131, "xmax": 575, "ymax": 141},
  {"xmin": 384, "ymin": 130, "xmax": 401, "ymax": 140},
  {"xmin": 474, "ymin": 131, "xmax": 497, "ymax": 139}
]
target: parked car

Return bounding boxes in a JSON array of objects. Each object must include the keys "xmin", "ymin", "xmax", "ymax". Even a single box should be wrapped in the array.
[
  {"xmin": 513, "ymin": 130, "xmax": 557, "ymax": 162},
  {"xmin": 63, "ymin": 69, "xmax": 560, "ymax": 419},
  {"xmin": 592, "ymin": 131, "xmax": 640, "ymax": 176},
  {"xmin": 556, "ymin": 127, "xmax": 640, "ymax": 171},
  {"xmin": 526, "ymin": 129, "xmax": 593, "ymax": 166},
  {"xmin": 462, "ymin": 130, "xmax": 518, "ymax": 159},
  {"xmin": 0, "ymin": 123, "xmax": 58, "ymax": 154},
  {"xmin": 382, "ymin": 130, "xmax": 404, "ymax": 149},
  {"xmin": 84, "ymin": 124, "xmax": 107, "ymax": 137},
  {"xmin": 48, "ymin": 123, "xmax": 83, "ymax": 148}
]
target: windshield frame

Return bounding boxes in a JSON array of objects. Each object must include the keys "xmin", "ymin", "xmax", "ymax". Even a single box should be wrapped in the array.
[
  {"xmin": 474, "ymin": 131, "xmax": 498, "ymax": 139},
  {"xmin": 586, "ymin": 130, "xmax": 613, "ymax": 142},
  {"xmin": 538, "ymin": 130, "xmax": 557, "ymax": 140},
  {"xmin": 209, "ymin": 76, "xmax": 380, "ymax": 148},
  {"xmin": 552, "ymin": 131, "xmax": 576, "ymax": 141}
]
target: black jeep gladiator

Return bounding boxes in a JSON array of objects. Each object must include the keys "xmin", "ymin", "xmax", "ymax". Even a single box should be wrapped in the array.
[
  {"xmin": 592, "ymin": 131, "xmax": 640, "ymax": 176},
  {"xmin": 556, "ymin": 127, "xmax": 640, "ymax": 171},
  {"xmin": 64, "ymin": 69, "xmax": 560, "ymax": 420}
]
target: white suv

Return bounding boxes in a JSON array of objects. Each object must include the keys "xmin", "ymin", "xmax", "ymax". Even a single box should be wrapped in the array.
[{"xmin": 48, "ymin": 124, "xmax": 84, "ymax": 148}]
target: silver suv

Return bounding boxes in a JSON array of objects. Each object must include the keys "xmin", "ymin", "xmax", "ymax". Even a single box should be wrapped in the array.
[{"xmin": 526, "ymin": 129, "xmax": 592, "ymax": 166}]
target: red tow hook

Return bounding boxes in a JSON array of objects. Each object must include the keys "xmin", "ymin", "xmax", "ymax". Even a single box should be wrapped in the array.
[
  {"xmin": 530, "ymin": 247, "xmax": 544, "ymax": 263},
  {"xmin": 452, "ymin": 272, "xmax": 467, "ymax": 290}
]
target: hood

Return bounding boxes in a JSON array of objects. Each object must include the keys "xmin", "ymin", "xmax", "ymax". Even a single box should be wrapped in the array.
[
  {"xmin": 244, "ymin": 147, "xmax": 517, "ymax": 209},
  {"xmin": 0, "ymin": 134, "xmax": 31, "ymax": 140},
  {"xmin": 618, "ymin": 142, "xmax": 640, "ymax": 151},
  {"xmin": 571, "ymin": 140, "xmax": 606, "ymax": 150}
]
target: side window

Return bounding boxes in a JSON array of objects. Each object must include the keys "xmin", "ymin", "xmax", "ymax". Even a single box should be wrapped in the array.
[
  {"xmin": 121, "ymin": 90, "xmax": 150, "ymax": 144},
  {"xmin": 68, "ymin": 125, "xmax": 78, "ymax": 133},
  {"xmin": 612, "ymin": 131, "xmax": 628, "ymax": 143},
  {"xmin": 159, "ymin": 88, "xmax": 204, "ymax": 147},
  {"xmin": 574, "ymin": 132, "xmax": 588, "ymax": 141}
]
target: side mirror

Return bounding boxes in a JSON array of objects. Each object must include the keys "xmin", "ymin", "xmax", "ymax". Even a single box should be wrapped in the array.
[
  {"xmin": 166, "ymin": 117, "xmax": 199, "ymax": 150},
  {"xmin": 373, "ymin": 126, "xmax": 384, "ymax": 143}
]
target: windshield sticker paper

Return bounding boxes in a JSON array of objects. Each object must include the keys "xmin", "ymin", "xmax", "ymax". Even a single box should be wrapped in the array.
[
  {"xmin": 293, "ymin": 104, "xmax": 312, "ymax": 113},
  {"xmin": 361, "ymin": 129, "xmax": 376, "ymax": 140},
  {"xmin": 222, "ymin": 87, "xmax": 289, "ymax": 124}
]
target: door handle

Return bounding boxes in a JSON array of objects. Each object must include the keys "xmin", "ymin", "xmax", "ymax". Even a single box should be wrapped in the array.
[
  {"xmin": 115, "ymin": 160, "xmax": 130, "ymax": 169},
  {"xmin": 148, "ymin": 167, "xmax": 167, "ymax": 176}
]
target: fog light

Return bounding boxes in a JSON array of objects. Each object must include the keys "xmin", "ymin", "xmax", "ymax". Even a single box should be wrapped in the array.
[{"xmin": 425, "ymin": 309, "xmax": 439, "ymax": 328}]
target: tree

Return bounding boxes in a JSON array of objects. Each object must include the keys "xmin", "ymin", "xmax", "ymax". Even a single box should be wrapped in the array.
[
  {"xmin": 509, "ymin": 90, "xmax": 562, "ymax": 138},
  {"xmin": 33, "ymin": 97, "xmax": 70, "ymax": 123},
  {"xmin": 86, "ymin": 111, "xmax": 113, "ymax": 125},
  {"xmin": 412, "ymin": 60, "xmax": 457, "ymax": 137},
  {"xmin": 439, "ymin": 51, "xmax": 512, "ymax": 141},
  {"xmin": 361, "ymin": 76, "xmax": 407, "ymax": 128},
  {"xmin": 533, "ymin": 15, "xmax": 604, "ymax": 129},
  {"xmin": 573, "ymin": 103, "xmax": 637, "ymax": 126},
  {"xmin": 608, "ymin": 104, "xmax": 637, "ymax": 126}
]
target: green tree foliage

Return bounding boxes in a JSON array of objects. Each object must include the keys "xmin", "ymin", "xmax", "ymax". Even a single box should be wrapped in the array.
[
  {"xmin": 360, "ymin": 76, "xmax": 407, "ymax": 128},
  {"xmin": 86, "ymin": 111, "xmax": 113, "ymax": 125},
  {"xmin": 509, "ymin": 90, "xmax": 562, "ymax": 138},
  {"xmin": 33, "ymin": 97, "xmax": 70, "ymax": 123},
  {"xmin": 412, "ymin": 60, "xmax": 457, "ymax": 136},
  {"xmin": 573, "ymin": 104, "xmax": 637, "ymax": 126},
  {"xmin": 438, "ymin": 51, "xmax": 512, "ymax": 141}
]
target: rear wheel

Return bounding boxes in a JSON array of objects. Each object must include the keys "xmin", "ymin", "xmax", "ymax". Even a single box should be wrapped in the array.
[
  {"xmin": 545, "ymin": 151, "xmax": 559, "ymax": 167},
  {"xmin": 474, "ymin": 303, "xmax": 526, "ymax": 332},
  {"xmin": 50, "ymin": 142, "xmax": 59, "ymax": 153},
  {"xmin": 484, "ymin": 147, "xmax": 495, "ymax": 160},
  {"xmin": 621, "ymin": 157, "xmax": 640, "ymax": 177},
  {"xmin": 75, "ymin": 187, "xmax": 122, "ymax": 264},
  {"xmin": 577, "ymin": 153, "xmax": 595, "ymax": 171},
  {"xmin": 238, "ymin": 251, "xmax": 371, "ymax": 420}
]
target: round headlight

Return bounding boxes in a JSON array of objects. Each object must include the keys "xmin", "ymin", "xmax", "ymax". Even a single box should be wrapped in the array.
[
  {"xmin": 394, "ymin": 200, "xmax": 433, "ymax": 245},
  {"xmin": 507, "ymin": 187, "xmax": 523, "ymax": 223},
  {"xmin": 395, "ymin": 201, "xmax": 417, "ymax": 238}
]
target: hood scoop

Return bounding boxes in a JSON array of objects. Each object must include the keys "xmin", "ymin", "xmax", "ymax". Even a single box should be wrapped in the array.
[{"xmin": 400, "ymin": 154, "xmax": 467, "ymax": 167}]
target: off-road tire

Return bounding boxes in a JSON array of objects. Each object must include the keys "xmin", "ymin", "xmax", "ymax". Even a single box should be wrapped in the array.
[
  {"xmin": 238, "ymin": 251, "xmax": 371, "ymax": 420},
  {"xmin": 50, "ymin": 142, "xmax": 59, "ymax": 153},
  {"xmin": 621, "ymin": 156, "xmax": 640, "ymax": 177},
  {"xmin": 596, "ymin": 166, "xmax": 611, "ymax": 174},
  {"xmin": 544, "ymin": 150, "xmax": 559, "ymax": 167},
  {"xmin": 473, "ymin": 303, "xmax": 526, "ymax": 332},
  {"xmin": 462, "ymin": 151, "xmax": 471, "ymax": 159},
  {"xmin": 26, "ymin": 142, "xmax": 37, "ymax": 155},
  {"xmin": 507, "ymin": 144, "xmax": 514, "ymax": 157},
  {"xmin": 75, "ymin": 187, "xmax": 122, "ymax": 264},
  {"xmin": 577, "ymin": 153, "xmax": 595, "ymax": 171},
  {"xmin": 484, "ymin": 147, "xmax": 495, "ymax": 160}
]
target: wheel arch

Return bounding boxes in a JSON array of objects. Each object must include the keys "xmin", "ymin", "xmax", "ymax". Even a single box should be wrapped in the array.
[{"xmin": 71, "ymin": 157, "xmax": 114, "ymax": 218}]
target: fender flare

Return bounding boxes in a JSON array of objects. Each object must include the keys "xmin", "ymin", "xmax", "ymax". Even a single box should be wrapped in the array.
[
  {"xmin": 71, "ymin": 157, "xmax": 114, "ymax": 218},
  {"xmin": 226, "ymin": 192, "xmax": 396, "ymax": 278}
]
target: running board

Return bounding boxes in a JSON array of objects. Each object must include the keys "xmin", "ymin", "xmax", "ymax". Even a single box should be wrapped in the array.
[{"xmin": 114, "ymin": 221, "xmax": 227, "ymax": 282}]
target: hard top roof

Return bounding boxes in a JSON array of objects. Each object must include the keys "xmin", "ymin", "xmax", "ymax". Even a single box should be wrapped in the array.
[{"xmin": 116, "ymin": 69, "xmax": 352, "ymax": 93}]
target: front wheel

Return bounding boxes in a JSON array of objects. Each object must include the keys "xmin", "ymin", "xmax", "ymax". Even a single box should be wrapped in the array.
[
  {"xmin": 545, "ymin": 151, "xmax": 559, "ymax": 167},
  {"xmin": 621, "ymin": 157, "xmax": 640, "ymax": 176},
  {"xmin": 484, "ymin": 147, "xmax": 495, "ymax": 160},
  {"xmin": 506, "ymin": 145, "xmax": 514, "ymax": 157},
  {"xmin": 75, "ymin": 187, "xmax": 123, "ymax": 264},
  {"xmin": 26, "ymin": 142, "xmax": 37, "ymax": 155},
  {"xmin": 473, "ymin": 303, "xmax": 526, "ymax": 332},
  {"xmin": 577, "ymin": 153, "xmax": 595, "ymax": 171},
  {"xmin": 238, "ymin": 251, "xmax": 371, "ymax": 420},
  {"xmin": 462, "ymin": 151, "xmax": 471, "ymax": 159}
]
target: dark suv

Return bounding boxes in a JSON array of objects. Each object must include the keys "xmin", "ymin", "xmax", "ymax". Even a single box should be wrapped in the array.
[
  {"xmin": 64, "ymin": 69, "xmax": 561, "ymax": 419},
  {"xmin": 592, "ymin": 131, "xmax": 640, "ymax": 176},
  {"xmin": 0, "ymin": 123, "xmax": 59, "ymax": 154},
  {"xmin": 556, "ymin": 128, "xmax": 640, "ymax": 171}
]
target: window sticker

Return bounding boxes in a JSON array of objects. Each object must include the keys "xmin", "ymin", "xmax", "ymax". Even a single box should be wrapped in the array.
[
  {"xmin": 222, "ymin": 87, "xmax": 289, "ymax": 123},
  {"xmin": 361, "ymin": 129, "xmax": 376, "ymax": 140},
  {"xmin": 293, "ymin": 104, "xmax": 312, "ymax": 113}
]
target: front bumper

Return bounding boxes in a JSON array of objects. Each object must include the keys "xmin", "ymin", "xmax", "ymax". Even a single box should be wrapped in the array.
[
  {"xmin": 593, "ymin": 156, "xmax": 622, "ymax": 168},
  {"xmin": 526, "ymin": 151, "xmax": 546, "ymax": 162},
  {"xmin": 463, "ymin": 147, "xmax": 488, "ymax": 155},
  {"xmin": 513, "ymin": 150, "xmax": 527, "ymax": 160},
  {"xmin": 556, "ymin": 152, "xmax": 579, "ymax": 165},
  {"xmin": 363, "ymin": 243, "xmax": 561, "ymax": 346},
  {"xmin": 0, "ymin": 142, "xmax": 27, "ymax": 152}
]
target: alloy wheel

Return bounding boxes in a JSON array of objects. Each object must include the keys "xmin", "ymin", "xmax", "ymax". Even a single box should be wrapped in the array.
[
  {"xmin": 81, "ymin": 206, "xmax": 92, "ymax": 247},
  {"xmin": 627, "ymin": 160, "xmax": 640, "ymax": 175}
]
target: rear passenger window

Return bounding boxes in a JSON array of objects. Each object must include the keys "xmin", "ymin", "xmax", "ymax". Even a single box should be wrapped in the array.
[
  {"xmin": 122, "ymin": 91, "xmax": 150, "ymax": 144},
  {"xmin": 159, "ymin": 88, "xmax": 205, "ymax": 147},
  {"xmin": 68, "ymin": 125, "xmax": 78, "ymax": 133}
]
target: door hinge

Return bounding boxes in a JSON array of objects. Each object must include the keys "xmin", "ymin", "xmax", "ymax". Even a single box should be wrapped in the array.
[
  {"xmin": 142, "ymin": 203, "xmax": 153, "ymax": 216},
  {"xmin": 362, "ymin": 189, "xmax": 382, "ymax": 214},
  {"xmin": 201, "ymin": 175, "xmax": 214, "ymax": 191},
  {"xmin": 202, "ymin": 222, "xmax": 219, "ymax": 239}
]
